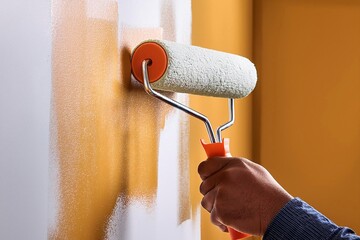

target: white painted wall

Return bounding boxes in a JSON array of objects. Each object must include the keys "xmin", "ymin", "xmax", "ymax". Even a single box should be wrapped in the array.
[
  {"xmin": 0, "ymin": 1, "xmax": 197, "ymax": 239},
  {"xmin": 0, "ymin": 1, "xmax": 51, "ymax": 240}
]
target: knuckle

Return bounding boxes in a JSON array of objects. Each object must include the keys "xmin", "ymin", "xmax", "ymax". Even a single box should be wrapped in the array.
[
  {"xmin": 199, "ymin": 182, "xmax": 206, "ymax": 195},
  {"xmin": 201, "ymin": 197, "xmax": 210, "ymax": 213},
  {"xmin": 200, "ymin": 197, "xmax": 206, "ymax": 208},
  {"xmin": 198, "ymin": 161, "xmax": 221, "ymax": 180},
  {"xmin": 197, "ymin": 161, "xmax": 207, "ymax": 176}
]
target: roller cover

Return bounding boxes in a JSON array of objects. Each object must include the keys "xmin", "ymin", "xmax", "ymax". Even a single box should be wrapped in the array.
[{"xmin": 131, "ymin": 40, "xmax": 257, "ymax": 99}]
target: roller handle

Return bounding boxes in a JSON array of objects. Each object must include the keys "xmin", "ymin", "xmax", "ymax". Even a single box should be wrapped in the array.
[{"xmin": 200, "ymin": 138, "xmax": 250, "ymax": 240}]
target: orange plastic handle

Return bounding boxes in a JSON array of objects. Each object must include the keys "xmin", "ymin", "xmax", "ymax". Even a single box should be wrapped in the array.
[{"xmin": 200, "ymin": 138, "xmax": 251, "ymax": 240}]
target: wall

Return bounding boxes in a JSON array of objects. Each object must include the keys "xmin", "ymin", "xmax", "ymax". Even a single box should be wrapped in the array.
[
  {"xmin": 254, "ymin": 0, "xmax": 360, "ymax": 233},
  {"xmin": 1, "ymin": 1, "xmax": 358, "ymax": 239},
  {"xmin": 191, "ymin": 1, "xmax": 257, "ymax": 239},
  {"xmin": 0, "ymin": 1, "xmax": 51, "ymax": 239},
  {"xmin": 192, "ymin": 0, "xmax": 360, "ymax": 239},
  {"xmin": 49, "ymin": 0, "xmax": 199, "ymax": 239}
]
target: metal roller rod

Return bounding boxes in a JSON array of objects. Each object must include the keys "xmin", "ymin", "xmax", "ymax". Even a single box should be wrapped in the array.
[
  {"xmin": 142, "ymin": 60, "xmax": 217, "ymax": 143},
  {"xmin": 216, "ymin": 98, "xmax": 235, "ymax": 142}
]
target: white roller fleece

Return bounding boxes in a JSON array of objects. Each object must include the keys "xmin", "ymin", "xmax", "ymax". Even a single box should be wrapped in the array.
[{"xmin": 147, "ymin": 40, "xmax": 257, "ymax": 98}]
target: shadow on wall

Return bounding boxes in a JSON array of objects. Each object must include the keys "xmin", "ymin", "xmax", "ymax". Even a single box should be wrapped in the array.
[{"xmin": 50, "ymin": 1, "xmax": 176, "ymax": 239}]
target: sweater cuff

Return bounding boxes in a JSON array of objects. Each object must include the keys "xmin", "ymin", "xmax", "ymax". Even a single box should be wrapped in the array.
[{"xmin": 263, "ymin": 197, "xmax": 339, "ymax": 240}]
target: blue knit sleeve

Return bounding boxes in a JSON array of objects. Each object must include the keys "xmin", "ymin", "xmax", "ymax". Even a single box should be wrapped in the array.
[{"xmin": 263, "ymin": 198, "xmax": 360, "ymax": 240}]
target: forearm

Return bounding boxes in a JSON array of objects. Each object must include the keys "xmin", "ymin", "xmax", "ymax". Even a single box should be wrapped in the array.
[{"xmin": 264, "ymin": 198, "xmax": 360, "ymax": 240}]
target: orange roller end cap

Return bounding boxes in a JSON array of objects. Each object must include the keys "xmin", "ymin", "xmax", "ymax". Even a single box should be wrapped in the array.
[{"xmin": 131, "ymin": 42, "xmax": 168, "ymax": 84}]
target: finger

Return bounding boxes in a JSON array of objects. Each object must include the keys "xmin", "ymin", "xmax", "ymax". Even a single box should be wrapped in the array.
[
  {"xmin": 198, "ymin": 157, "xmax": 231, "ymax": 180},
  {"xmin": 201, "ymin": 189, "xmax": 217, "ymax": 213},
  {"xmin": 199, "ymin": 180, "xmax": 214, "ymax": 196},
  {"xmin": 199, "ymin": 170, "xmax": 222, "ymax": 195},
  {"xmin": 210, "ymin": 208, "xmax": 228, "ymax": 232}
]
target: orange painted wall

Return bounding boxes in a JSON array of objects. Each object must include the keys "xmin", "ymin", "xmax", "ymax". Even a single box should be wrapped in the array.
[
  {"xmin": 253, "ymin": 0, "xmax": 360, "ymax": 233},
  {"xmin": 50, "ymin": 2, "xmax": 120, "ymax": 238},
  {"xmin": 192, "ymin": 0, "xmax": 360, "ymax": 239},
  {"xmin": 191, "ymin": 1, "xmax": 257, "ymax": 239}
]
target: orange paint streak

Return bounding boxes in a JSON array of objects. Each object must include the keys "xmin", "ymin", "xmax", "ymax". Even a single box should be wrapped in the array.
[
  {"xmin": 51, "ymin": 1, "xmax": 167, "ymax": 239},
  {"xmin": 119, "ymin": 27, "xmax": 165, "ymax": 199},
  {"xmin": 51, "ymin": 1, "xmax": 120, "ymax": 238}
]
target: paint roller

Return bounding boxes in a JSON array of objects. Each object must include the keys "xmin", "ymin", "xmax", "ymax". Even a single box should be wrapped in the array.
[{"xmin": 131, "ymin": 40, "xmax": 257, "ymax": 240}]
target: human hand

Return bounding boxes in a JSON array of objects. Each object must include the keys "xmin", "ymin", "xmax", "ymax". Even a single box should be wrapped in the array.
[{"xmin": 198, "ymin": 157, "xmax": 293, "ymax": 236}]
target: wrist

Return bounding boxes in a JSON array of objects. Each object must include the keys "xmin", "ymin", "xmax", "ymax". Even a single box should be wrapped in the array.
[
  {"xmin": 263, "ymin": 198, "xmax": 341, "ymax": 240},
  {"xmin": 261, "ymin": 192, "xmax": 293, "ymax": 235}
]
